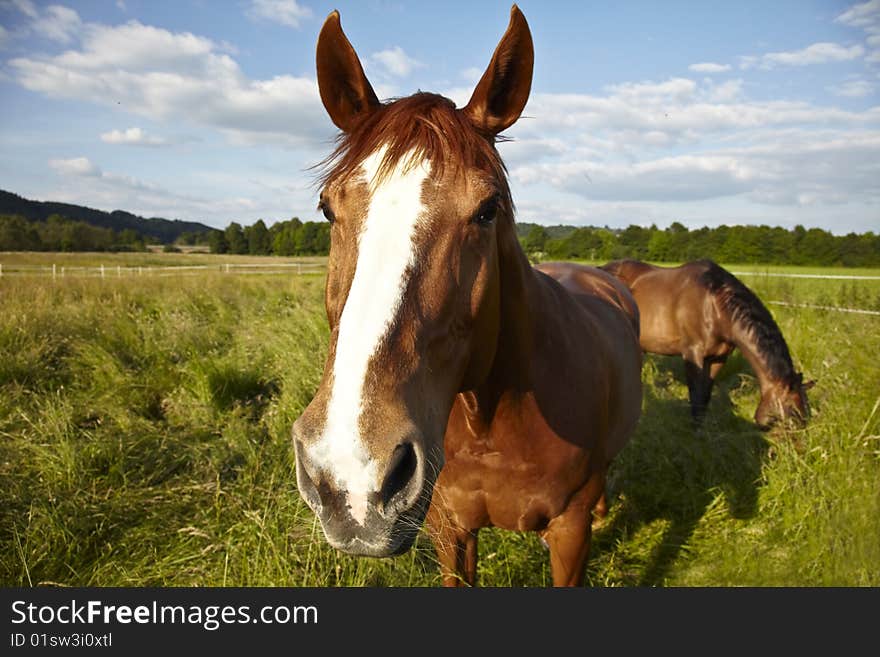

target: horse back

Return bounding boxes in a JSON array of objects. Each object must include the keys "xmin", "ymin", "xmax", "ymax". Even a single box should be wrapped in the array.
[
  {"xmin": 605, "ymin": 259, "xmax": 729, "ymax": 357},
  {"xmin": 535, "ymin": 261, "xmax": 640, "ymax": 336},
  {"xmin": 532, "ymin": 262, "xmax": 643, "ymax": 459},
  {"xmin": 598, "ymin": 259, "xmax": 656, "ymax": 289}
]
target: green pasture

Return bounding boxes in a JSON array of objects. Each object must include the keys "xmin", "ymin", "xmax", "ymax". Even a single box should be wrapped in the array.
[
  {"xmin": 1, "ymin": 255, "xmax": 878, "ymax": 586},
  {"xmin": 0, "ymin": 251, "xmax": 327, "ymax": 269}
]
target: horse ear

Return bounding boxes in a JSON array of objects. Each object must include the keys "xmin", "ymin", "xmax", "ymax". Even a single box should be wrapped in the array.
[
  {"xmin": 316, "ymin": 10, "xmax": 381, "ymax": 132},
  {"xmin": 461, "ymin": 4, "xmax": 534, "ymax": 136}
]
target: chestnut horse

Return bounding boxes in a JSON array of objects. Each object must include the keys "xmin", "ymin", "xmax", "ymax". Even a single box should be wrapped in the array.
[
  {"xmin": 291, "ymin": 6, "xmax": 643, "ymax": 586},
  {"xmin": 598, "ymin": 259, "xmax": 812, "ymax": 429}
]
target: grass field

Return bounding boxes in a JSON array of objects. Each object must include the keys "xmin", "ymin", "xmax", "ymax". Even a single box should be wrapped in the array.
[{"xmin": 1, "ymin": 253, "xmax": 878, "ymax": 586}]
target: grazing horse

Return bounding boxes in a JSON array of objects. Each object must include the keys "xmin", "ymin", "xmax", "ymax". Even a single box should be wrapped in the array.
[
  {"xmin": 597, "ymin": 259, "xmax": 813, "ymax": 429},
  {"xmin": 291, "ymin": 6, "xmax": 643, "ymax": 586}
]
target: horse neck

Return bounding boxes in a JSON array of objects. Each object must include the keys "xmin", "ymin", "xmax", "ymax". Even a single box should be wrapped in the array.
[
  {"xmin": 728, "ymin": 318, "xmax": 792, "ymax": 396},
  {"xmin": 475, "ymin": 218, "xmax": 537, "ymax": 397}
]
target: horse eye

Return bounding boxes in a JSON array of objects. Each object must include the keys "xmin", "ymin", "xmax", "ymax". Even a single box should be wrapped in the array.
[
  {"xmin": 319, "ymin": 201, "xmax": 336, "ymax": 224},
  {"xmin": 472, "ymin": 197, "xmax": 499, "ymax": 227}
]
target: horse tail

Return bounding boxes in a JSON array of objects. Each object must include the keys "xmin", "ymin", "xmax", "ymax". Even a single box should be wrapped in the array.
[{"xmin": 697, "ymin": 260, "xmax": 796, "ymax": 384}]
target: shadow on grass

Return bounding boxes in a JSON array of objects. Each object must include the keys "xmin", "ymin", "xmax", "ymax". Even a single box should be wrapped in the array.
[
  {"xmin": 591, "ymin": 354, "xmax": 769, "ymax": 586},
  {"xmin": 206, "ymin": 366, "xmax": 280, "ymax": 412}
]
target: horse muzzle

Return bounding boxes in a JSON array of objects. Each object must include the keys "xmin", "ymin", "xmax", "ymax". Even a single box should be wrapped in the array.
[{"xmin": 294, "ymin": 437, "xmax": 434, "ymax": 557}]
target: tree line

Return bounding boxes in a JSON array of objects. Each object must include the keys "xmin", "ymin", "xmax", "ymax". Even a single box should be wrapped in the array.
[
  {"xmin": 0, "ymin": 214, "xmax": 150, "ymax": 252},
  {"xmin": 3, "ymin": 210, "xmax": 877, "ymax": 267},
  {"xmin": 207, "ymin": 218, "xmax": 330, "ymax": 256},
  {"xmin": 519, "ymin": 222, "xmax": 880, "ymax": 267}
]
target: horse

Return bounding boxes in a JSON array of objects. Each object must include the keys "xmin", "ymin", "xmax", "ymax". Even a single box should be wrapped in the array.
[
  {"xmin": 291, "ymin": 6, "xmax": 643, "ymax": 586},
  {"xmin": 595, "ymin": 259, "xmax": 813, "ymax": 429}
]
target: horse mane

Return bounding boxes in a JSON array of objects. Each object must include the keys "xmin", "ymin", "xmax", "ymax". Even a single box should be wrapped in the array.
[
  {"xmin": 317, "ymin": 92, "xmax": 510, "ymax": 196},
  {"xmin": 697, "ymin": 260, "xmax": 798, "ymax": 386}
]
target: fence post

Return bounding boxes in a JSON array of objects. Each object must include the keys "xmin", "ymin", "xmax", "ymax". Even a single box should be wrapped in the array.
[
  {"xmin": 100, "ymin": 264, "xmax": 105, "ymax": 279},
  {"xmin": 118, "ymin": 265, "xmax": 122, "ymax": 277},
  {"xmin": 53, "ymin": 264, "xmax": 56, "ymax": 280},
  {"xmin": 0, "ymin": 263, "xmax": 3, "ymax": 277},
  {"xmin": 61, "ymin": 266, "xmax": 65, "ymax": 277},
  {"xmin": 226, "ymin": 263, "xmax": 231, "ymax": 274}
]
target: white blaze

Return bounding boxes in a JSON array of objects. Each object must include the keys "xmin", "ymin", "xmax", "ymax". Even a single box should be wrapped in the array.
[{"xmin": 311, "ymin": 147, "xmax": 429, "ymax": 525}]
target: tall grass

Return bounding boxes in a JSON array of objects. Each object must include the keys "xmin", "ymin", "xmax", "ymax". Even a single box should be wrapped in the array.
[{"xmin": 1, "ymin": 268, "xmax": 878, "ymax": 586}]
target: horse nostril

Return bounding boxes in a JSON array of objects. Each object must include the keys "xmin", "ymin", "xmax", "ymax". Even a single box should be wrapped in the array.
[{"xmin": 380, "ymin": 442, "xmax": 419, "ymax": 511}]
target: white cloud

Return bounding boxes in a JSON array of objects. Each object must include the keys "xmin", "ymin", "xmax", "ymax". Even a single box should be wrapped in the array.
[
  {"xmin": 461, "ymin": 66, "xmax": 484, "ymax": 83},
  {"xmin": 512, "ymin": 155, "xmax": 758, "ymax": 202},
  {"xmin": 689, "ymin": 62, "xmax": 731, "ymax": 74},
  {"xmin": 837, "ymin": 1, "xmax": 880, "ymax": 64},
  {"xmin": 510, "ymin": 129, "xmax": 880, "ymax": 208},
  {"xmin": 513, "ymin": 83, "xmax": 874, "ymax": 145},
  {"xmin": 835, "ymin": 0, "xmax": 880, "ymax": 30},
  {"xmin": 496, "ymin": 71, "xmax": 880, "ymax": 214},
  {"xmin": 370, "ymin": 46, "xmax": 423, "ymax": 78},
  {"xmin": 49, "ymin": 156, "xmax": 101, "ymax": 177},
  {"xmin": 9, "ymin": 0, "xmax": 39, "ymax": 19},
  {"xmin": 44, "ymin": 156, "xmax": 309, "ymax": 227},
  {"xmin": 738, "ymin": 55, "xmax": 759, "ymax": 70},
  {"xmin": 606, "ymin": 77, "xmax": 697, "ymax": 103},
  {"xmin": 33, "ymin": 5, "xmax": 81, "ymax": 44},
  {"xmin": 498, "ymin": 137, "xmax": 570, "ymax": 169},
  {"xmin": 9, "ymin": 19, "xmax": 331, "ymax": 147},
  {"xmin": 705, "ymin": 79, "xmax": 743, "ymax": 103},
  {"xmin": 246, "ymin": 0, "xmax": 312, "ymax": 29},
  {"xmin": 51, "ymin": 21, "xmax": 217, "ymax": 73},
  {"xmin": 828, "ymin": 78, "xmax": 875, "ymax": 97},
  {"xmin": 6, "ymin": 2, "xmax": 82, "ymax": 44},
  {"xmin": 740, "ymin": 42, "xmax": 865, "ymax": 69},
  {"xmin": 100, "ymin": 127, "xmax": 170, "ymax": 147}
]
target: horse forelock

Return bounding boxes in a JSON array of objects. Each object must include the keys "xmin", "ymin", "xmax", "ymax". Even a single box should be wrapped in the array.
[{"xmin": 317, "ymin": 92, "xmax": 510, "ymax": 195}]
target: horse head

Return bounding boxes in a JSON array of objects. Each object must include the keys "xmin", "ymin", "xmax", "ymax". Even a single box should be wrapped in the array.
[
  {"xmin": 756, "ymin": 372, "xmax": 815, "ymax": 429},
  {"xmin": 292, "ymin": 6, "xmax": 533, "ymax": 557}
]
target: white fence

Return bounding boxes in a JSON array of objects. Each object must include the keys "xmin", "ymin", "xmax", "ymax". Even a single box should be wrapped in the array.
[
  {"xmin": 767, "ymin": 300, "xmax": 880, "ymax": 316},
  {"xmin": 732, "ymin": 271, "xmax": 880, "ymax": 281},
  {"xmin": 2, "ymin": 262, "xmax": 877, "ymax": 317},
  {"xmin": 0, "ymin": 262, "xmax": 326, "ymax": 278},
  {"xmin": 3, "ymin": 264, "xmax": 872, "ymax": 280}
]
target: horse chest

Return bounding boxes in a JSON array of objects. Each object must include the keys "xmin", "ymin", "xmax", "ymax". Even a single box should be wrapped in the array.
[{"xmin": 436, "ymin": 397, "xmax": 593, "ymax": 532}]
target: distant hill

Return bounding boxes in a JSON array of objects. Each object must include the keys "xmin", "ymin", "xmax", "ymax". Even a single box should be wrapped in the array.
[{"xmin": 0, "ymin": 189, "xmax": 215, "ymax": 243}]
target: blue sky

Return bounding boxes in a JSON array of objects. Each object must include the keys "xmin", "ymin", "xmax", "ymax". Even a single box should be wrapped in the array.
[{"xmin": 0, "ymin": 0, "xmax": 878, "ymax": 233}]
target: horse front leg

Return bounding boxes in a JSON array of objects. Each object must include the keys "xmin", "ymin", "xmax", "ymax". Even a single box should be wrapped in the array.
[
  {"xmin": 684, "ymin": 355, "xmax": 712, "ymax": 421},
  {"xmin": 707, "ymin": 352, "xmax": 730, "ymax": 387},
  {"xmin": 426, "ymin": 503, "xmax": 479, "ymax": 587},
  {"xmin": 542, "ymin": 472, "xmax": 604, "ymax": 587}
]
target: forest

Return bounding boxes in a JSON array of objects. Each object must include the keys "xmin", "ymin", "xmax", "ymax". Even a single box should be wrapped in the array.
[
  {"xmin": 0, "ymin": 214, "xmax": 150, "ymax": 252},
  {"xmin": 517, "ymin": 221, "xmax": 880, "ymax": 267},
  {"xmin": 2, "ymin": 211, "xmax": 878, "ymax": 267}
]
